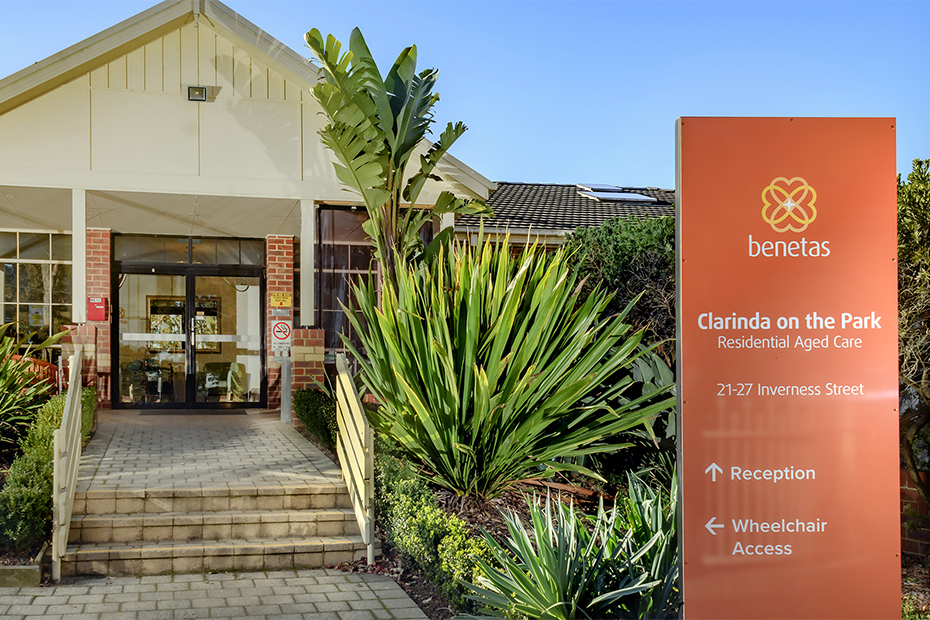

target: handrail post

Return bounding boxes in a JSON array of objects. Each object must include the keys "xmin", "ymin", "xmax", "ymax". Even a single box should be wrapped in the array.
[
  {"xmin": 280, "ymin": 356, "xmax": 292, "ymax": 424},
  {"xmin": 51, "ymin": 346, "xmax": 83, "ymax": 582}
]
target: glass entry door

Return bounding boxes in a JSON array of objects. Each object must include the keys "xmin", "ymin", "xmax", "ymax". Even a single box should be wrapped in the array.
[
  {"xmin": 193, "ymin": 275, "xmax": 262, "ymax": 404},
  {"xmin": 116, "ymin": 270, "xmax": 264, "ymax": 408}
]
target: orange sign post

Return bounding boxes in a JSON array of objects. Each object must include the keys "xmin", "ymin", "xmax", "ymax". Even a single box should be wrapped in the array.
[{"xmin": 677, "ymin": 118, "xmax": 900, "ymax": 619}]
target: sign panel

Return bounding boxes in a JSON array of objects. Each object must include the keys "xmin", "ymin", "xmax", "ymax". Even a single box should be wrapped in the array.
[
  {"xmin": 270, "ymin": 320, "xmax": 292, "ymax": 355},
  {"xmin": 677, "ymin": 118, "xmax": 899, "ymax": 619},
  {"xmin": 270, "ymin": 292, "xmax": 292, "ymax": 308}
]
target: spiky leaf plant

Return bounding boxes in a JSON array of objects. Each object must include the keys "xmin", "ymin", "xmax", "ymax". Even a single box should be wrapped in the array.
[{"xmin": 342, "ymin": 236, "xmax": 675, "ymax": 499}]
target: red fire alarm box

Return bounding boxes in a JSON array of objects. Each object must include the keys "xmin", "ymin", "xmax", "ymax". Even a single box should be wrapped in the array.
[{"xmin": 87, "ymin": 297, "xmax": 108, "ymax": 321}]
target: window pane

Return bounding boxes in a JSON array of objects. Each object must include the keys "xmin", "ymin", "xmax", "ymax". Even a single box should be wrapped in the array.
[
  {"xmin": 115, "ymin": 236, "xmax": 140, "ymax": 262},
  {"xmin": 240, "ymin": 240, "xmax": 263, "ymax": 265},
  {"xmin": 332, "ymin": 210, "xmax": 369, "ymax": 242},
  {"xmin": 165, "ymin": 238, "xmax": 189, "ymax": 263},
  {"xmin": 52, "ymin": 234, "xmax": 72, "ymax": 261},
  {"xmin": 19, "ymin": 264, "xmax": 49, "ymax": 303},
  {"xmin": 350, "ymin": 245, "xmax": 373, "ymax": 271},
  {"xmin": 139, "ymin": 237, "xmax": 165, "ymax": 262},
  {"xmin": 3, "ymin": 263, "xmax": 16, "ymax": 302},
  {"xmin": 216, "ymin": 239, "xmax": 239, "ymax": 264},
  {"xmin": 52, "ymin": 304, "xmax": 71, "ymax": 334},
  {"xmin": 0, "ymin": 233, "xmax": 16, "ymax": 259},
  {"xmin": 52, "ymin": 264, "xmax": 71, "ymax": 303},
  {"xmin": 19, "ymin": 233, "xmax": 50, "ymax": 260},
  {"xmin": 191, "ymin": 238, "xmax": 215, "ymax": 264},
  {"xmin": 3, "ymin": 304, "xmax": 15, "ymax": 325}
]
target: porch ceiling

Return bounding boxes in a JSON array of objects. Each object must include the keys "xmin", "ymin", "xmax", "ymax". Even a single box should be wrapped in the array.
[{"xmin": 0, "ymin": 185, "xmax": 301, "ymax": 238}]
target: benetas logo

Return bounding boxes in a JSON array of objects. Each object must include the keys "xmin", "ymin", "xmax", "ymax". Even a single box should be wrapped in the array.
[{"xmin": 749, "ymin": 177, "xmax": 830, "ymax": 257}]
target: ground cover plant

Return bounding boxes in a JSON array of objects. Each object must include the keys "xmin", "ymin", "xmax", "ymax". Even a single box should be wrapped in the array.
[
  {"xmin": 0, "ymin": 387, "xmax": 96, "ymax": 552},
  {"xmin": 342, "ymin": 236, "xmax": 675, "ymax": 499}
]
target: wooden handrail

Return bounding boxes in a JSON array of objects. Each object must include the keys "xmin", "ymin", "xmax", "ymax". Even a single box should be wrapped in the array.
[
  {"xmin": 51, "ymin": 346, "xmax": 84, "ymax": 582},
  {"xmin": 334, "ymin": 353, "xmax": 375, "ymax": 564}
]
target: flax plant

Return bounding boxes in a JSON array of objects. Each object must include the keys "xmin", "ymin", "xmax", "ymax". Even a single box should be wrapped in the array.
[{"xmin": 342, "ymin": 237, "xmax": 675, "ymax": 499}]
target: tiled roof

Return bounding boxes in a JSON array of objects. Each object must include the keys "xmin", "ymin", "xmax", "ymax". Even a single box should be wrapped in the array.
[{"xmin": 457, "ymin": 182, "xmax": 675, "ymax": 233}]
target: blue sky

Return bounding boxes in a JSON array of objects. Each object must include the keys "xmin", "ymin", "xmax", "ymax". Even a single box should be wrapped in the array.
[{"xmin": 0, "ymin": 1, "xmax": 927, "ymax": 189}]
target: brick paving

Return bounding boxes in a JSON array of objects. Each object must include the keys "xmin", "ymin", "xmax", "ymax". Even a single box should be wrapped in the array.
[
  {"xmin": 0, "ymin": 569, "xmax": 427, "ymax": 619},
  {"xmin": 76, "ymin": 410, "xmax": 343, "ymax": 492}
]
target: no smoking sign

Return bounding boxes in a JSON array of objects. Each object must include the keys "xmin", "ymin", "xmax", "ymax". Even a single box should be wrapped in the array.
[{"xmin": 271, "ymin": 320, "xmax": 292, "ymax": 355}]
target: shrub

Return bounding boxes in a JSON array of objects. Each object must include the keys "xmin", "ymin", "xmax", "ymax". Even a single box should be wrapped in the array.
[
  {"xmin": 463, "ymin": 473, "xmax": 679, "ymax": 620},
  {"xmin": 345, "ymin": 236, "xmax": 675, "ymax": 499},
  {"xmin": 0, "ymin": 387, "xmax": 97, "ymax": 552},
  {"xmin": 293, "ymin": 388, "xmax": 338, "ymax": 453},
  {"xmin": 0, "ymin": 323, "xmax": 70, "ymax": 456},
  {"xmin": 563, "ymin": 216, "xmax": 675, "ymax": 364},
  {"xmin": 374, "ymin": 448, "xmax": 490, "ymax": 610}
]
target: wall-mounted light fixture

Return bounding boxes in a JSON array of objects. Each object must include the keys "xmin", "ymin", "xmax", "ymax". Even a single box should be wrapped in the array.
[{"xmin": 187, "ymin": 86, "xmax": 207, "ymax": 102}]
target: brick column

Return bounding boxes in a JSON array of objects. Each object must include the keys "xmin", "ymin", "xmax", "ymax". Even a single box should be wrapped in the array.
[
  {"xmin": 292, "ymin": 328, "xmax": 325, "ymax": 392},
  {"xmin": 266, "ymin": 236, "xmax": 293, "ymax": 408},
  {"xmin": 85, "ymin": 228, "xmax": 112, "ymax": 408}
]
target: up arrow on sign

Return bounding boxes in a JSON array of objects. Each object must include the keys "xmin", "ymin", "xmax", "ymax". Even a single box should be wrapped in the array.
[{"xmin": 704, "ymin": 462, "xmax": 723, "ymax": 482}]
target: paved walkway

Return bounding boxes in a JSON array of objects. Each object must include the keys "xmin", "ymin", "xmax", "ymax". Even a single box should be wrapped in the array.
[
  {"xmin": 77, "ymin": 410, "xmax": 344, "ymax": 492},
  {"xmin": 0, "ymin": 569, "xmax": 427, "ymax": 619},
  {"xmin": 26, "ymin": 409, "xmax": 428, "ymax": 619}
]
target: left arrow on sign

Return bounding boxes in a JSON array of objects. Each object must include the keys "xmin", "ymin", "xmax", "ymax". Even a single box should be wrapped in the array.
[{"xmin": 705, "ymin": 517, "xmax": 724, "ymax": 535}]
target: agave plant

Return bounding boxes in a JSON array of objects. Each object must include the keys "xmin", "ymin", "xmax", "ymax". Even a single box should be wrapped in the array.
[
  {"xmin": 341, "ymin": 236, "xmax": 675, "ymax": 499},
  {"xmin": 462, "ymin": 494, "xmax": 661, "ymax": 620}
]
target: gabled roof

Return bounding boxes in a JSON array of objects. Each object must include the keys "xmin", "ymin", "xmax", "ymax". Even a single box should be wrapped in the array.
[
  {"xmin": 0, "ymin": 0, "xmax": 323, "ymax": 116},
  {"xmin": 456, "ymin": 182, "xmax": 674, "ymax": 235}
]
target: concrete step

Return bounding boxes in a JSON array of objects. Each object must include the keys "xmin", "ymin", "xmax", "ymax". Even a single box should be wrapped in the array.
[
  {"xmin": 69, "ymin": 509, "xmax": 360, "ymax": 544},
  {"xmin": 74, "ymin": 484, "xmax": 352, "ymax": 514},
  {"xmin": 61, "ymin": 536, "xmax": 376, "ymax": 577}
]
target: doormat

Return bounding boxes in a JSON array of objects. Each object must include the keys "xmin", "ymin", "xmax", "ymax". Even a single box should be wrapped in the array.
[{"xmin": 138, "ymin": 410, "xmax": 248, "ymax": 416}]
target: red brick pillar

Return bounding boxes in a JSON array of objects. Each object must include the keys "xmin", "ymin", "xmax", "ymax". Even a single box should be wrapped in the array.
[
  {"xmin": 292, "ymin": 328, "xmax": 325, "ymax": 392},
  {"xmin": 266, "ymin": 235, "xmax": 293, "ymax": 408},
  {"xmin": 85, "ymin": 228, "xmax": 112, "ymax": 408}
]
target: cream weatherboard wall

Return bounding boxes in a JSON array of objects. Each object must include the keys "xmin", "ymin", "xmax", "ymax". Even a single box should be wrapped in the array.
[{"xmin": 0, "ymin": 20, "xmax": 342, "ymax": 205}]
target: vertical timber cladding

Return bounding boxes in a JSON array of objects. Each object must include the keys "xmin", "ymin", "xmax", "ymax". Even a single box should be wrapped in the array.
[{"xmin": 676, "ymin": 118, "xmax": 900, "ymax": 619}]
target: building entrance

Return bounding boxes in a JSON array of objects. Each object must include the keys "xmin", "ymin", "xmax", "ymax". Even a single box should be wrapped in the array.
[{"xmin": 113, "ymin": 236, "xmax": 266, "ymax": 409}]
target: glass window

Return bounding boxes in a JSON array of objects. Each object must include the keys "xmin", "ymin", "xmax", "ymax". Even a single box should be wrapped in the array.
[
  {"xmin": 240, "ymin": 240, "xmax": 264, "ymax": 265},
  {"xmin": 51, "ymin": 234, "xmax": 72, "ymax": 261},
  {"xmin": 191, "ymin": 238, "xmax": 215, "ymax": 264},
  {"xmin": 216, "ymin": 239, "xmax": 240, "ymax": 264},
  {"xmin": 139, "ymin": 237, "xmax": 165, "ymax": 262},
  {"xmin": 114, "ymin": 236, "xmax": 140, "ymax": 262},
  {"xmin": 52, "ymin": 264, "xmax": 71, "ymax": 304},
  {"xmin": 0, "ymin": 233, "xmax": 17, "ymax": 259},
  {"xmin": 166, "ymin": 238, "xmax": 190, "ymax": 263},
  {"xmin": 2, "ymin": 263, "xmax": 16, "ymax": 303},
  {"xmin": 19, "ymin": 264, "xmax": 49, "ymax": 303},
  {"xmin": 19, "ymin": 233, "xmax": 50, "ymax": 260},
  {"xmin": 0, "ymin": 232, "xmax": 72, "ymax": 355}
]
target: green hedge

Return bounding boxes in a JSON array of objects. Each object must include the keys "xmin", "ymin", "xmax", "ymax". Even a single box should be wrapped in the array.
[
  {"xmin": 293, "ymin": 388, "xmax": 338, "ymax": 453},
  {"xmin": 0, "ymin": 387, "xmax": 96, "ymax": 551},
  {"xmin": 374, "ymin": 444, "xmax": 490, "ymax": 612}
]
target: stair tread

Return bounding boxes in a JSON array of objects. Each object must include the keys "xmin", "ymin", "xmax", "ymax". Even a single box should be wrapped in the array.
[
  {"xmin": 73, "ymin": 508, "xmax": 354, "ymax": 521},
  {"xmin": 76, "ymin": 484, "xmax": 348, "ymax": 499},
  {"xmin": 64, "ymin": 536, "xmax": 371, "ymax": 558}
]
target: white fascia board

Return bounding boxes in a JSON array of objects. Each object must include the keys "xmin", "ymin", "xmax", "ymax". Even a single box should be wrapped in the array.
[
  {"xmin": 0, "ymin": 0, "xmax": 192, "ymax": 115},
  {"xmin": 435, "ymin": 150, "xmax": 497, "ymax": 198},
  {"xmin": 202, "ymin": 0, "xmax": 322, "ymax": 90}
]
